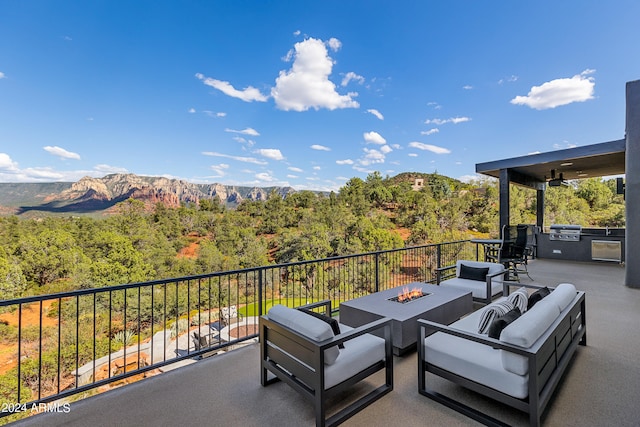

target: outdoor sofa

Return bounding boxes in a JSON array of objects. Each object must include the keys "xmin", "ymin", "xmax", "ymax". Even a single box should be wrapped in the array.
[
  {"xmin": 418, "ymin": 282, "xmax": 586, "ymax": 427},
  {"xmin": 437, "ymin": 260, "xmax": 507, "ymax": 304},
  {"xmin": 260, "ymin": 300, "xmax": 393, "ymax": 427}
]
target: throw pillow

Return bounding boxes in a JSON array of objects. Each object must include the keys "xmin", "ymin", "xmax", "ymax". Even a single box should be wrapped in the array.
[
  {"xmin": 527, "ymin": 287, "xmax": 551, "ymax": 310},
  {"xmin": 298, "ymin": 308, "xmax": 344, "ymax": 348},
  {"xmin": 488, "ymin": 307, "xmax": 522, "ymax": 339},
  {"xmin": 459, "ymin": 264, "xmax": 490, "ymax": 282},
  {"xmin": 507, "ymin": 287, "xmax": 529, "ymax": 313},
  {"xmin": 477, "ymin": 301, "xmax": 515, "ymax": 334}
]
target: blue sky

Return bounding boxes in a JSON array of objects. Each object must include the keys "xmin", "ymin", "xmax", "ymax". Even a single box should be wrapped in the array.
[{"xmin": 1, "ymin": 1, "xmax": 639, "ymax": 191}]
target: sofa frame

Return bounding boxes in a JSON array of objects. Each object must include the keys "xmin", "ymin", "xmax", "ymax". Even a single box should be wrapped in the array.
[
  {"xmin": 260, "ymin": 300, "xmax": 393, "ymax": 427},
  {"xmin": 418, "ymin": 283, "xmax": 586, "ymax": 427}
]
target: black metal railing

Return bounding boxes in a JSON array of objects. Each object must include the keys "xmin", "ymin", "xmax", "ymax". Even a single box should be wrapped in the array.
[{"xmin": 0, "ymin": 240, "xmax": 481, "ymax": 417}]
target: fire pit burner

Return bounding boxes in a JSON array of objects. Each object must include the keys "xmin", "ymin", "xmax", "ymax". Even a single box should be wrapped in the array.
[{"xmin": 387, "ymin": 286, "xmax": 432, "ymax": 304}]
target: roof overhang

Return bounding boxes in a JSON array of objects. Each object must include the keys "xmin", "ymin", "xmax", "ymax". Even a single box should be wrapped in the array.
[{"xmin": 475, "ymin": 139, "xmax": 626, "ymax": 189}]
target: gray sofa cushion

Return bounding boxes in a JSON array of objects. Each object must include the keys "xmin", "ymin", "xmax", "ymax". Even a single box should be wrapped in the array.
[
  {"xmin": 423, "ymin": 312, "xmax": 529, "ymax": 399},
  {"xmin": 545, "ymin": 283, "xmax": 577, "ymax": 311},
  {"xmin": 500, "ymin": 299, "xmax": 560, "ymax": 375},
  {"xmin": 267, "ymin": 304, "xmax": 340, "ymax": 365}
]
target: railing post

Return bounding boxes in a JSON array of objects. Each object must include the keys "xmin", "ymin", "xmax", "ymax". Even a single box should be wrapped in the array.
[
  {"xmin": 374, "ymin": 252, "xmax": 380, "ymax": 292},
  {"xmin": 258, "ymin": 268, "xmax": 264, "ymax": 317},
  {"xmin": 436, "ymin": 243, "xmax": 442, "ymax": 271}
]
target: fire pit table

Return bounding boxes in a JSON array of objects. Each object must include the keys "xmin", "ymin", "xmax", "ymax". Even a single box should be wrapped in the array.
[{"xmin": 339, "ymin": 283, "xmax": 472, "ymax": 355}]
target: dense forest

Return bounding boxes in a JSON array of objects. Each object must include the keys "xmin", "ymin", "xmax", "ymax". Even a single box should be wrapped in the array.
[{"xmin": 0, "ymin": 172, "xmax": 625, "ymax": 300}]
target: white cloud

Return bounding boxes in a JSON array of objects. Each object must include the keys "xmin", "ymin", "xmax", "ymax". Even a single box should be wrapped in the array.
[
  {"xmin": 427, "ymin": 101, "xmax": 441, "ymax": 110},
  {"xmin": 44, "ymin": 146, "xmax": 81, "ymax": 160},
  {"xmin": 225, "ymin": 127, "xmax": 260, "ymax": 136},
  {"xmin": 271, "ymin": 37, "xmax": 359, "ymax": 111},
  {"xmin": 498, "ymin": 75, "xmax": 519, "ymax": 84},
  {"xmin": 367, "ymin": 109, "xmax": 384, "ymax": 120},
  {"xmin": 363, "ymin": 131, "xmax": 386, "ymax": 145},
  {"xmin": 310, "ymin": 144, "xmax": 331, "ymax": 151},
  {"xmin": 313, "ymin": 166, "xmax": 321, "ymax": 170},
  {"xmin": 510, "ymin": 70, "xmax": 595, "ymax": 110},
  {"xmin": 327, "ymin": 38, "xmax": 341, "ymax": 51},
  {"xmin": 288, "ymin": 166, "xmax": 303, "ymax": 172},
  {"xmin": 380, "ymin": 145, "xmax": 393, "ymax": 154},
  {"xmin": 195, "ymin": 73, "xmax": 268, "ymax": 102},
  {"xmin": 408, "ymin": 153, "xmax": 418, "ymax": 157},
  {"xmin": 336, "ymin": 159, "xmax": 354, "ymax": 165},
  {"xmin": 421, "ymin": 128, "xmax": 440, "ymax": 136},
  {"xmin": 255, "ymin": 172, "xmax": 275, "ymax": 182},
  {"xmin": 202, "ymin": 151, "xmax": 268, "ymax": 165},
  {"xmin": 287, "ymin": 174, "xmax": 298, "ymax": 178},
  {"xmin": 359, "ymin": 148, "xmax": 385, "ymax": 166},
  {"xmin": 341, "ymin": 71, "xmax": 364, "ymax": 86},
  {"xmin": 391, "ymin": 144, "xmax": 401, "ymax": 149},
  {"xmin": 203, "ymin": 110, "xmax": 226, "ymax": 118},
  {"xmin": 94, "ymin": 164, "xmax": 128, "ymax": 174},
  {"xmin": 210, "ymin": 163, "xmax": 230, "ymax": 176},
  {"xmin": 293, "ymin": 30, "xmax": 301, "ymax": 36},
  {"xmin": 425, "ymin": 117, "xmax": 471, "ymax": 125},
  {"xmin": 188, "ymin": 108, "xmax": 196, "ymax": 113},
  {"xmin": 0, "ymin": 72, "xmax": 5, "ymax": 79},
  {"xmin": 463, "ymin": 85, "xmax": 473, "ymax": 90},
  {"xmin": 255, "ymin": 148, "xmax": 285, "ymax": 161},
  {"xmin": 0, "ymin": 153, "xmax": 19, "ymax": 170},
  {"xmin": 408, "ymin": 142, "xmax": 451, "ymax": 154}
]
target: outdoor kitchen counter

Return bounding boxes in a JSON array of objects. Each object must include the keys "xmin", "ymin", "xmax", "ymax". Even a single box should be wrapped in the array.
[{"xmin": 537, "ymin": 228, "xmax": 625, "ymax": 263}]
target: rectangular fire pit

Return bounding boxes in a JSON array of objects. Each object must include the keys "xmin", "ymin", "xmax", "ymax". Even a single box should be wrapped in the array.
[{"xmin": 339, "ymin": 283, "xmax": 472, "ymax": 355}]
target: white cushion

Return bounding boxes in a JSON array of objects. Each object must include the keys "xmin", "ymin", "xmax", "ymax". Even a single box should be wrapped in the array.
[
  {"xmin": 500, "ymin": 299, "xmax": 560, "ymax": 375},
  {"xmin": 267, "ymin": 305, "xmax": 340, "ymax": 365},
  {"xmin": 323, "ymin": 324, "xmax": 386, "ymax": 389},
  {"xmin": 477, "ymin": 300, "xmax": 515, "ymax": 334},
  {"xmin": 455, "ymin": 260, "xmax": 504, "ymax": 283},
  {"xmin": 546, "ymin": 283, "xmax": 577, "ymax": 312},
  {"xmin": 441, "ymin": 277, "xmax": 503, "ymax": 299},
  {"xmin": 423, "ymin": 328, "xmax": 529, "ymax": 399},
  {"xmin": 507, "ymin": 287, "xmax": 529, "ymax": 313}
]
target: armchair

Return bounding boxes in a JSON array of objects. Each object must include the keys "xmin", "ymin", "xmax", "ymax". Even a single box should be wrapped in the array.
[{"xmin": 260, "ymin": 300, "xmax": 393, "ymax": 427}]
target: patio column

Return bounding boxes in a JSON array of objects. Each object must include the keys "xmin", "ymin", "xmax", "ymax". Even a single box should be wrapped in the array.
[
  {"xmin": 625, "ymin": 79, "xmax": 640, "ymax": 288},
  {"xmin": 499, "ymin": 168, "xmax": 510, "ymax": 234},
  {"xmin": 536, "ymin": 189, "xmax": 544, "ymax": 230}
]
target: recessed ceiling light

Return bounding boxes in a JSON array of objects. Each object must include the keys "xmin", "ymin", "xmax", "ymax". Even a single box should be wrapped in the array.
[
  {"xmin": 561, "ymin": 162, "xmax": 573, "ymax": 166},
  {"xmin": 578, "ymin": 173, "xmax": 588, "ymax": 177}
]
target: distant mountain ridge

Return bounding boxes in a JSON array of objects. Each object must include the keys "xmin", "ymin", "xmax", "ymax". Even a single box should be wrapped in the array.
[{"xmin": 0, "ymin": 174, "xmax": 296, "ymax": 216}]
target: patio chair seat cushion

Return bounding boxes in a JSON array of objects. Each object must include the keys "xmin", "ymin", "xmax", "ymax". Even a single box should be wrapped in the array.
[
  {"xmin": 323, "ymin": 324, "xmax": 386, "ymax": 389},
  {"xmin": 267, "ymin": 304, "xmax": 340, "ymax": 365},
  {"xmin": 441, "ymin": 277, "xmax": 503, "ymax": 300}
]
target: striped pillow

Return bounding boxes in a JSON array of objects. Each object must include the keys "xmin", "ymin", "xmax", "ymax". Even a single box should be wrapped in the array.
[
  {"xmin": 507, "ymin": 287, "xmax": 529, "ymax": 313},
  {"xmin": 478, "ymin": 301, "xmax": 515, "ymax": 334}
]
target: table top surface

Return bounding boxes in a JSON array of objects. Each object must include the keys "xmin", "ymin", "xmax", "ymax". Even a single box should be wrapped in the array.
[
  {"xmin": 470, "ymin": 238, "xmax": 502, "ymax": 244},
  {"xmin": 339, "ymin": 283, "xmax": 471, "ymax": 321}
]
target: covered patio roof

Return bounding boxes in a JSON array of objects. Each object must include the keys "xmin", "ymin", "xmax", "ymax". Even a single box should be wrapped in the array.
[{"xmin": 475, "ymin": 139, "xmax": 626, "ymax": 187}]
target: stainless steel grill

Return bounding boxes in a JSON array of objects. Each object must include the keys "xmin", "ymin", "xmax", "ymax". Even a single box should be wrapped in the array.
[{"xmin": 549, "ymin": 224, "xmax": 582, "ymax": 241}]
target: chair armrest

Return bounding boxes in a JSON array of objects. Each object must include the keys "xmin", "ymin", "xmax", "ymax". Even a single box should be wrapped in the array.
[
  {"xmin": 435, "ymin": 265, "xmax": 456, "ymax": 284},
  {"xmin": 297, "ymin": 299, "xmax": 332, "ymax": 316},
  {"xmin": 319, "ymin": 317, "xmax": 392, "ymax": 350}
]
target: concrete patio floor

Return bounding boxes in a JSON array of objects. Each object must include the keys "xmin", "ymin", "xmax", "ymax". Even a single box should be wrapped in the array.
[{"xmin": 13, "ymin": 259, "xmax": 640, "ymax": 426}]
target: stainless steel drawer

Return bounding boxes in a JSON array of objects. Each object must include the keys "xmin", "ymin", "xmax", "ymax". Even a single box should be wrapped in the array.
[{"xmin": 591, "ymin": 240, "xmax": 622, "ymax": 262}]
